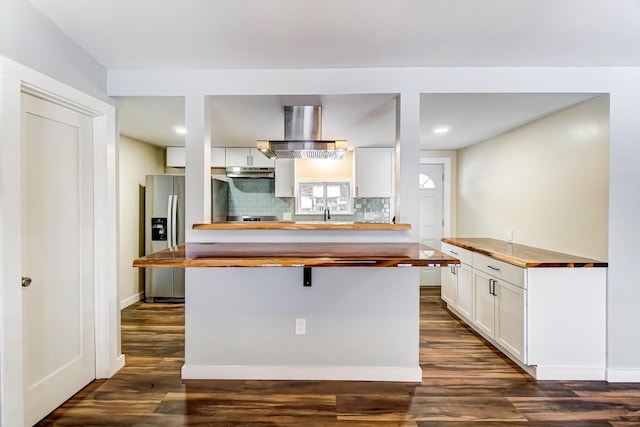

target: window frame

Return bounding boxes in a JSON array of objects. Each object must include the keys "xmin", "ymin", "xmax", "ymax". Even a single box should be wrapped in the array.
[{"xmin": 296, "ymin": 179, "xmax": 353, "ymax": 215}]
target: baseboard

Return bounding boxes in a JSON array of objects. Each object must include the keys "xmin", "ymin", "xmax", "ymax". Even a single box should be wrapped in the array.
[
  {"xmin": 120, "ymin": 292, "xmax": 143, "ymax": 310},
  {"xmin": 607, "ymin": 368, "xmax": 640, "ymax": 382},
  {"xmin": 535, "ymin": 366, "xmax": 606, "ymax": 381},
  {"xmin": 445, "ymin": 303, "xmax": 606, "ymax": 381},
  {"xmin": 181, "ymin": 364, "xmax": 422, "ymax": 382}
]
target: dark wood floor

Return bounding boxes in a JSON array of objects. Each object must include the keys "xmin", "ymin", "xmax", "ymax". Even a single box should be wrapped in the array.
[{"xmin": 39, "ymin": 287, "xmax": 640, "ymax": 426}]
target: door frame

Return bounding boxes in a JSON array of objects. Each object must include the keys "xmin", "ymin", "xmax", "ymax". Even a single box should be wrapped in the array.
[
  {"xmin": 0, "ymin": 57, "xmax": 123, "ymax": 426},
  {"xmin": 419, "ymin": 156, "xmax": 454, "ymax": 238}
]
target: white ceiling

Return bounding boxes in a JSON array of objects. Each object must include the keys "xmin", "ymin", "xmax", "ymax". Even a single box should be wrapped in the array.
[
  {"xmin": 32, "ymin": 0, "xmax": 629, "ymax": 149},
  {"xmin": 28, "ymin": 0, "xmax": 640, "ymax": 69}
]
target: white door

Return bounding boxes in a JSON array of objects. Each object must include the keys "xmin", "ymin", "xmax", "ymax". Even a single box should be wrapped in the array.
[
  {"xmin": 21, "ymin": 93, "xmax": 95, "ymax": 426},
  {"xmin": 419, "ymin": 164, "xmax": 444, "ymax": 285}
]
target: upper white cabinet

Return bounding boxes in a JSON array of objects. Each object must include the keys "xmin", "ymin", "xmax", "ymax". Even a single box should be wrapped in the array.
[
  {"xmin": 275, "ymin": 159, "xmax": 295, "ymax": 197},
  {"xmin": 353, "ymin": 147, "xmax": 395, "ymax": 198},
  {"xmin": 211, "ymin": 147, "xmax": 226, "ymax": 167},
  {"xmin": 226, "ymin": 147, "xmax": 274, "ymax": 168},
  {"xmin": 165, "ymin": 146, "xmax": 227, "ymax": 168},
  {"xmin": 166, "ymin": 146, "xmax": 185, "ymax": 168}
]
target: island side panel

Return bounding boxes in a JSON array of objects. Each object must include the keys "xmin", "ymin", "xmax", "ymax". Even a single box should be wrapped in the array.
[
  {"xmin": 183, "ymin": 267, "xmax": 421, "ymax": 382},
  {"xmin": 527, "ymin": 267, "xmax": 607, "ymax": 380}
]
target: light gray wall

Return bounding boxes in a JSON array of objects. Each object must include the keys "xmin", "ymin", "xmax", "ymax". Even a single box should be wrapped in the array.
[
  {"xmin": 0, "ymin": 0, "xmax": 107, "ymax": 100},
  {"xmin": 186, "ymin": 267, "xmax": 419, "ymax": 372}
]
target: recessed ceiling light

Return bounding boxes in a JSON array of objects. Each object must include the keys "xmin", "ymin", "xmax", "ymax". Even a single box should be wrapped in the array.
[
  {"xmin": 174, "ymin": 126, "xmax": 187, "ymax": 135},
  {"xmin": 433, "ymin": 126, "xmax": 450, "ymax": 134}
]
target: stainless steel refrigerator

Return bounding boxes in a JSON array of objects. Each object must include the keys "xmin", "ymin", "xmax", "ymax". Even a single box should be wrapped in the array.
[{"xmin": 145, "ymin": 175, "xmax": 228, "ymax": 301}]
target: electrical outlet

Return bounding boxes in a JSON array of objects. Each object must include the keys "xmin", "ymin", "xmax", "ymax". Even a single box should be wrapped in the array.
[
  {"xmin": 507, "ymin": 228, "xmax": 514, "ymax": 241},
  {"xmin": 295, "ymin": 318, "xmax": 306, "ymax": 335}
]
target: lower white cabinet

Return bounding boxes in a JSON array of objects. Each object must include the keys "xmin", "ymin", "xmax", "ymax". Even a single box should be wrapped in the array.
[
  {"xmin": 440, "ymin": 239, "xmax": 607, "ymax": 381},
  {"xmin": 473, "ymin": 269, "xmax": 525, "ymax": 362},
  {"xmin": 440, "ymin": 242, "xmax": 473, "ymax": 321},
  {"xmin": 441, "ymin": 265, "xmax": 457, "ymax": 306},
  {"xmin": 455, "ymin": 263, "xmax": 473, "ymax": 320}
]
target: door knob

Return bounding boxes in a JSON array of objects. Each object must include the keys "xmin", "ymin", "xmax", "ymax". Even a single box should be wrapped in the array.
[{"xmin": 21, "ymin": 277, "xmax": 32, "ymax": 287}]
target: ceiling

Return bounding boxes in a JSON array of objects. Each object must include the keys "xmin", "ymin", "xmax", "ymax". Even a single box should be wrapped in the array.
[
  {"xmin": 116, "ymin": 93, "xmax": 599, "ymax": 150},
  {"xmin": 30, "ymin": 0, "xmax": 629, "ymax": 149}
]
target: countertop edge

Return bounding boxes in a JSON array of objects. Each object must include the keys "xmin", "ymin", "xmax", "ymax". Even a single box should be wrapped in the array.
[
  {"xmin": 441, "ymin": 237, "xmax": 608, "ymax": 268},
  {"xmin": 133, "ymin": 242, "xmax": 459, "ymax": 268},
  {"xmin": 192, "ymin": 222, "xmax": 411, "ymax": 231}
]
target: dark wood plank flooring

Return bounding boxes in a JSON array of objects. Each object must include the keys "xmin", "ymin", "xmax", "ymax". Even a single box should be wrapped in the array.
[{"xmin": 38, "ymin": 287, "xmax": 640, "ymax": 426}]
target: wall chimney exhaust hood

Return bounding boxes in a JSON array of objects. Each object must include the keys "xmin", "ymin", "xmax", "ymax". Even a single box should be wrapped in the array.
[{"xmin": 257, "ymin": 106, "xmax": 347, "ymax": 160}]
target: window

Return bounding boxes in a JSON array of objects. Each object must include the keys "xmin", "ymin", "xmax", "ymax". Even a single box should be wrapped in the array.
[
  {"xmin": 419, "ymin": 173, "xmax": 435, "ymax": 189},
  {"xmin": 298, "ymin": 182, "xmax": 351, "ymax": 214}
]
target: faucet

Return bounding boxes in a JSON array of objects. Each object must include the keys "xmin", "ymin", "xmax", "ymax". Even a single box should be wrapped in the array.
[{"xmin": 323, "ymin": 207, "xmax": 331, "ymax": 221}]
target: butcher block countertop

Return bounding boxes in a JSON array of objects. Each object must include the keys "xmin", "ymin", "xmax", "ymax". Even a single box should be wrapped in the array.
[
  {"xmin": 192, "ymin": 221, "xmax": 411, "ymax": 231},
  {"xmin": 133, "ymin": 242, "xmax": 459, "ymax": 268},
  {"xmin": 442, "ymin": 237, "xmax": 607, "ymax": 268}
]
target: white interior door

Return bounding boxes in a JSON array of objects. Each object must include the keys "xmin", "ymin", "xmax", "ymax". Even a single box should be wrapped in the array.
[
  {"xmin": 419, "ymin": 164, "xmax": 444, "ymax": 285},
  {"xmin": 21, "ymin": 93, "xmax": 95, "ymax": 426}
]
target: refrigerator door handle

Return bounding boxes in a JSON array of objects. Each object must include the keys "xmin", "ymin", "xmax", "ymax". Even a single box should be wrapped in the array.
[
  {"xmin": 166, "ymin": 195, "xmax": 173, "ymax": 248},
  {"xmin": 171, "ymin": 194, "xmax": 178, "ymax": 247}
]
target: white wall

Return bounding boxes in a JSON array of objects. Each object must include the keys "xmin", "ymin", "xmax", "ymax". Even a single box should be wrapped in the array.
[
  {"xmin": 107, "ymin": 66, "xmax": 640, "ymax": 381},
  {"xmin": 0, "ymin": 0, "xmax": 107, "ymax": 100},
  {"xmin": 457, "ymin": 96, "xmax": 609, "ymax": 261},
  {"xmin": 118, "ymin": 135, "xmax": 164, "ymax": 308},
  {"xmin": 296, "ymin": 152, "xmax": 353, "ymax": 180}
]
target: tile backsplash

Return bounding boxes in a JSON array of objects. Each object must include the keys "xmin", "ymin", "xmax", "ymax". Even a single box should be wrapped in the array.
[
  {"xmin": 227, "ymin": 178, "xmax": 391, "ymax": 223},
  {"xmin": 353, "ymin": 197, "xmax": 391, "ymax": 223},
  {"xmin": 228, "ymin": 178, "xmax": 294, "ymax": 219}
]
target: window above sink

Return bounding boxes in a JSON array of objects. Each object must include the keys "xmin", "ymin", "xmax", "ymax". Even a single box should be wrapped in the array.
[{"xmin": 297, "ymin": 181, "xmax": 352, "ymax": 215}]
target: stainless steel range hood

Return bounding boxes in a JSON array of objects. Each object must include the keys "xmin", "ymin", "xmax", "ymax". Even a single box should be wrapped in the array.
[
  {"xmin": 257, "ymin": 106, "xmax": 347, "ymax": 160},
  {"xmin": 225, "ymin": 166, "xmax": 275, "ymax": 178}
]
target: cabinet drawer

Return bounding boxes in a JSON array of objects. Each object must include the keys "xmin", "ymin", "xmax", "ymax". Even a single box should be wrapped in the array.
[
  {"xmin": 441, "ymin": 242, "xmax": 473, "ymax": 265},
  {"xmin": 473, "ymin": 252, "xmax": 525, "ymax": 288}
]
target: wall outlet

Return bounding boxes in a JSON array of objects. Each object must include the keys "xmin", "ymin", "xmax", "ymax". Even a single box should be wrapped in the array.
[
  {"xmin": 283, "ymin": 212, "xmax": 292, "ymax": 221},
  {"xmin": 507, "ymin": 228, "xmax": 514, "ymax": 241},
  {"xmin": 295, "ymin": 318, "xmax": 306, "ymax": 335}
]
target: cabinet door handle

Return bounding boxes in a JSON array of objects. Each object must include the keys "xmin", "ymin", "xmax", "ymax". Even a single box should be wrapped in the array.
[
  {"xmin": 488, "ymin": 279, "xmax": 493, "ymax": 295},
  {"xmin": 487, "ymin": 265, "xmax": 501, "ymax": 272},
  {"xmin": 491, "ymin": 279, "xmax": 497, "ymax": 296},
  {"xmin": 450, "ymin": 250, "xmax": 459, "ymax": 255},
  {"xmin": 451, "ymin": 266, "xmax": 456, "ymax": 275}
]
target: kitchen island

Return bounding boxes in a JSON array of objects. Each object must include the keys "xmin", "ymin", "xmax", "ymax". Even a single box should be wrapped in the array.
[
  {"xmin": 440, "ymin": 237, "xmax": 608, "ymax": 380},
  {"xmin": 192, "ymin": 221, "xmax": 411, "ymax": 231},
  {"xmin": 134, "ymin": 242, "xmax": 458, "ymax": 382}
]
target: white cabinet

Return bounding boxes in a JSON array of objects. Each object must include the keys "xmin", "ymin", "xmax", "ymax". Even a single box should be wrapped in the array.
[
  {"xmin": 353, "ymin": 147, "xmax": 395, "ymax": 197},
  {"xmin": 226, "ymin": 147, "xmax": 274, "ymax": 167},
  {"xmin": 275, "ymin": 159, "xmax": 295, "ymax": 197},
  {"xmin": 472, "ymin": 257, "xmax": 525, "ymax": 363},
  {"xmin": 441, "ymin": 265, "xmax": 457, "ymax": 306},
  {"xmin": 211, "ymin": 147, "xmax": 226, "ymax": 167},
  {"xmin": 473, "ymin": 269, "xmax": 496, "ymax": 336},
  {"xmin": 440, "ymin": 238, "xmax": 607, "ymax": 380},
  {"xmin": 495, "ymin": 279, "xmax": 525, "ymax": 361},
  {"xmin": 165, "ymin": 146, "xmax": 227, "ymax": 168},
  {"xmin": 166, "ymin": 146, "xmax": 185, "ymax": 167},
  {"xmin": 455, "ymin": 263, "xmax": 473, "ymax": 320},
  {"xmin": 440, "ymin": 242, "xmax": 473, "ymax": 321}
]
